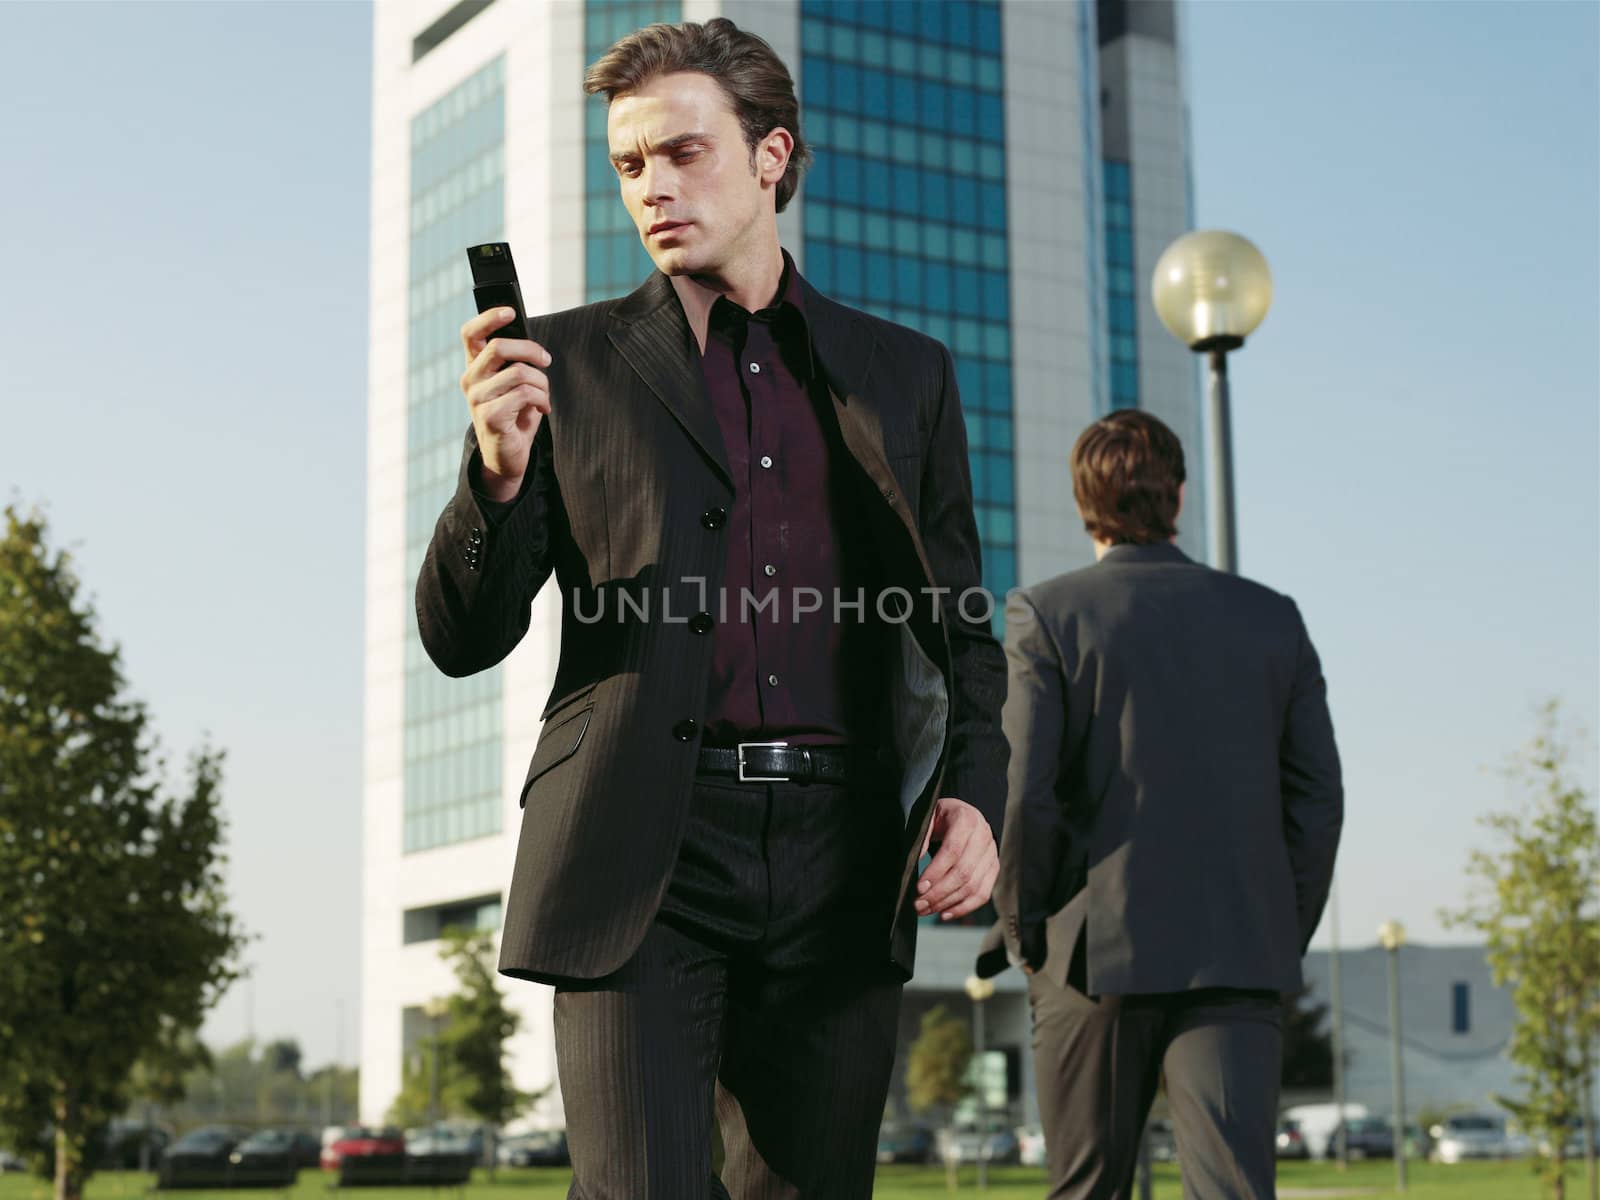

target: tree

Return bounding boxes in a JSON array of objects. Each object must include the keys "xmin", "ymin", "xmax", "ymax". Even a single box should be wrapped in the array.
[
  {"xmin": 1443, "ymin": 700, "xmax": 1600, "ymax": 1200},
  {"xmin": 1280, "ymin": 985, "xmax": 1335, "ymax": 1089},
  {"xmin": 386, "ymin": 926, "xmax": 540, "ymax": 1171},
  {"xmin": 0, "ymin": 504, "xmax": 247, "ymax": 1200},
  {"xmin": 905, "ymin": 1004, "xmax": 973, "ymax": 1190}
]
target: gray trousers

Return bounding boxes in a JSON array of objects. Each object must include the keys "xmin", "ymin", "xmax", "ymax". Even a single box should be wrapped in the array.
[{"xmin": 1029, "ymin": 970, "xmax": 1284, "ymax": 1200}]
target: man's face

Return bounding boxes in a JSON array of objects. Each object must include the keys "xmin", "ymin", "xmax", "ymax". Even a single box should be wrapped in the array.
[{"xmin": 606, "ymin": 71, "xmax": 785, "ymax": 277}]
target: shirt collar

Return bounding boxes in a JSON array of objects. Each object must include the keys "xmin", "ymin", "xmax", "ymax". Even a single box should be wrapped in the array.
[{"xmin": 707, "ymin": 248, "xmax": 815, "ymax": 378}]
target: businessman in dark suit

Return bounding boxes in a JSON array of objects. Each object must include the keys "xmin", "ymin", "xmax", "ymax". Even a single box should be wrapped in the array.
[
  {"xmin": 414, "ymin": 18, "xmax": 1006, "ymax": 1199},
  {"xmin": 976, "ymin": 410, "xmax": 1343, "ymax": 1199}
]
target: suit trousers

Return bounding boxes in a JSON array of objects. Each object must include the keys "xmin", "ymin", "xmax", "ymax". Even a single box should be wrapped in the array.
[
  {"xmin": 1028, "ymin": 964, "xmax": 1283, "ymax": 1200},
  {"xmin": 552, "ymin": 770, "xmax": 907, "ymax": 1200}
]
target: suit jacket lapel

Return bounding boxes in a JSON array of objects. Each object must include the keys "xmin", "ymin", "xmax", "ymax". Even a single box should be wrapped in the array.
[{"xmin": 607, "ymin": 272, "xmax": 733, "ymax": 489}]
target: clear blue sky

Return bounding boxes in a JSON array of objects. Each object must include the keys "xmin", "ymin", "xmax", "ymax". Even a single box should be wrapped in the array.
[{"xmin": 1, "ymin": 1, "xmax": 1594, "ymax": 1069}]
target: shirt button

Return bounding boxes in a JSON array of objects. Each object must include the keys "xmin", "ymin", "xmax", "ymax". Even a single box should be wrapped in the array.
[
  {"xmin": 749, "ymin": 362, "xmax": 762, "ymax": 374},
  {"xmin": 689, "ymin": 611, "xmax": 714, "ymax": 635},
  {"xmin": 760, "ymin": 455, "xmax": 773, "ymax": 469},
  {"xmin": 767, "ymin": 673, "xmax": 779, "ymax": 686},
  {"xmin": 672, "ymin": 718, "xmax": 699, "ymax": 741},
  {"xmin": 763, "ymin": 564, "xmax": 776, "ymax": 577}
]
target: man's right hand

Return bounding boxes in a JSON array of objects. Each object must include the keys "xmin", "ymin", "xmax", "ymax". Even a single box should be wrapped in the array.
[{"xmin": 458, "ymin": 308, "xmax": 554, "ymax": 502}]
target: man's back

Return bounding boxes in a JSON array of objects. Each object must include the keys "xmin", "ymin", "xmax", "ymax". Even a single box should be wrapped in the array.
[{"xmin": 1002, "ymin": 540, "xmax": 1343, "ymax": 995}]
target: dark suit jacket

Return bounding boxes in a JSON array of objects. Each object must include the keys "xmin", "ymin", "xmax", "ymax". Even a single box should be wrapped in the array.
[
  {"xmin": 976, "ymin": 541, "xmax": 1343, "ymax": 995},
  {"xmin": 415, "ymin": 267, "xmax": 1007, "ymax": 984}
]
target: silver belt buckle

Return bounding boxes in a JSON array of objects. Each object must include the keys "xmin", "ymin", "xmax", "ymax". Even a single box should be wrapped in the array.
[{"xmin": 736, "ymin": 740, "xmax": 790, "ymax": 782}]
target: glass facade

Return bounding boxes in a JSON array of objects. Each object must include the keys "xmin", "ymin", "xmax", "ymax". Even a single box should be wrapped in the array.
[
  {"xmin": 1079, "ymin": 0, "xmax": 1110, "ymax": 416},
  {"xmin": 798, "ymin": 0, "xmax": 1017, "ymax": 615},
  {"xmin": 403, "ymin": 57, "xmax": 508, "ymax": 854},
  {"xmin": 585, "ymin": 0, "xmax": 682, "ymax": 302},
  {"xmin": 1103, "ymin": 157, "xmax": 1139, "ymax": 411}
]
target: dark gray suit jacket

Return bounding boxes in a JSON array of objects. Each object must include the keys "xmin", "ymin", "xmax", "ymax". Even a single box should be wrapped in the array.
[
  {"xmin": 415, "ymin": 267, "xmax": 1007, "ymax": 984},
  {"xmin": 977, "ymin": 541, "xmax": 1342, "ymax": 995}
]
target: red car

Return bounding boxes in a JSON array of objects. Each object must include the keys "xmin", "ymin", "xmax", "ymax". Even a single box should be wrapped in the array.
[{"xmin": 320, "ymin": 1127, "xmax": 404, "ymax": 1171}]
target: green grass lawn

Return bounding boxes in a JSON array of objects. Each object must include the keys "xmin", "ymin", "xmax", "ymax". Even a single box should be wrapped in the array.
[{"xmin": 1, "ymin": 1159, "xmax": 1589, "ymax": 1200}]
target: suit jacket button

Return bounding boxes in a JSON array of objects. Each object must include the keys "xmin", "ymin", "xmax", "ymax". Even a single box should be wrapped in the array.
[
  {"xmin": 672, "ymin": 718, "xmax": 699, "ymax": 741},
  {"xmin": 701, "ymin": 506, "xmax": 727, "ymax": 530},
  {"xmin": 689, "ymin": 611, "xmax": 713, "ymax": 635},
  {"xmin": 883, "ymin": 487, "xmax": 896, "ymax": 502}
]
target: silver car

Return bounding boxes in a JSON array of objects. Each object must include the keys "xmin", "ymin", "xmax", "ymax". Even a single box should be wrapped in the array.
[{"xmin": 1430, "ymin": 1114, "xmax": 1511, "ymax": 1162}]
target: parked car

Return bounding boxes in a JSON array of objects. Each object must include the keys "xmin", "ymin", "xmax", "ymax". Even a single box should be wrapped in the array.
[
  {"xmin": 1536, "ymin": 1126, "xmax": 1600, "ymax": 1158},
  {"xmin": 96, "ymin": 1119, "xmax": 171, "ymax": 1170},
  {"xmin": 226, "ymin": 1129, "xmax": 300, "ymax": 1186},
  {"xmin": 0, "ymin": 1150, "xmax": 26, "ymax": 1173},
  {"xmin": 320, "ymin": 1125, "xmax": 405, "ymax": 1170},
  {"xmin": 285, "ymin": 1130, "xmax": 321, "ymax": 1169},
  {"xmin": 938, "ymin": 1117, "xmax": 1020, "ymax": 1165},
  {"xmin": 1431, "ymin": 1114, "xmax": 1512, "ymax": 1162},
  {"xmin": 875, "ymin": 1123, "xmax": 934, "ymax": 1165},
  {"xmin": 497, "ymin": 1129, "xmax": 570, "ymax": 1167},
  {"xmin": 1144, "ymin": 1119, "xmax": 1178, "ymax": 1163},
  {"xmin": 1275, "ymin": 1118, "xmax": 1311, "ymax": 1160},
  {"xmin": 1282, "ymin": 1102, "xmax": 1373, "ymax": 1160},
  {"xmin": 1333, "ymin": 1117, "xmax": 1395, "ymax": 1160},
  {"xmin": 157, "ymin": 1127, "xmax": 245, "ymax": 1188},
  {"xmin": 1016, "ymin": 1124, "xmax": 1048, "ymax": 1167}
]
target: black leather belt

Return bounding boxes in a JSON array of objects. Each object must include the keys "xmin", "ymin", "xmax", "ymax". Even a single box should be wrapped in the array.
[{"xmin": 696, "ymin": 741, "xmax": 878, "ymax": 784}]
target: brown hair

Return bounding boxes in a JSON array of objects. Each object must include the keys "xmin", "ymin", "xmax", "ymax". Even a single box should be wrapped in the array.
[
  {"xmin": 584, "ymin": 18, "xmax": 811, "ymax": 213},
  {"xmin": 1070, "ymin": 410, "xmax": 1186, "ymax": 545}
]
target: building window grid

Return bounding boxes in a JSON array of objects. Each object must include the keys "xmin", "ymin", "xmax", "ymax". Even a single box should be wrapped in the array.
[
  {"xmin": 403, "ymin": 57, "xmax": 508, "ymax": 856},
  {"xmin": 1079, "ymin": 0, "xmax": 1109, "ymax": 416},
  {"xmin": 585, "ymin": 0, "xmax": 682, "ymax": 302},
  {"xmin": 799, "ymin": 0, "xmax": 1016, "ymax": 614},
  {"xmin": 1103, "ymin": 158, "xmax": 1139, "ymax": 412}
]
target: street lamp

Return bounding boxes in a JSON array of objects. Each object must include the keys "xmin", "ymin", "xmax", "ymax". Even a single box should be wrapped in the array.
[
  {"xmin": 1328, "ymin": 875, "xmax": 1349, "ymax": 1170},
  {"xmin": 1377, "ymin": 921, "xmax": 1409, "ymax": 1193},
  {"xmin": 1151, "ymin": 230, "xmax": 1273, "ymax": 574},
  {"xmin": 423, "ymin": 996, "xmax": 449, "ymax": 1127},
  {"xmin": 964, "ymin": 975, "xmax": 997, "ymax": 1190}
]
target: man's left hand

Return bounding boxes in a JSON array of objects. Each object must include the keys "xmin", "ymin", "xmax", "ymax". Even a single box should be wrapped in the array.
[{"xmin": 914, "ymin": 797, "xmax": 998, "ymax": 920}]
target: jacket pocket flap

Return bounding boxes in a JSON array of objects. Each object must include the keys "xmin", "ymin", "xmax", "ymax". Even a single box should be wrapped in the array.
[{"xmin": 519, "ymin": 704, "xmax": 593, "ymax": 807}]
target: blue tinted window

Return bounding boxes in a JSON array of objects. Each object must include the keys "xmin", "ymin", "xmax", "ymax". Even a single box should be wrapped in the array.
[
  {"xmin": 952, "ymin": 177, "xmax": 979, "ymax": 225},
  {"xmin": 865, "ymin": 250, "xmax": 893, "ymax": 302},
  {"xmin": 894, "ymin": 257, "xmax": 922, "ymax": 304},
  {"xmin": 836, "ymin": 153, "xmax": 861, "ymax": 201},
  {"xmin": 975, "ymin": 5, "xmax": 1002, "ymax": 54},
  {"xmin": 950, "ymin": 89, "xmax": 976, "ymax": 137},
  {"xmin": 920, "ymin": 80, "xmax": 946, "ymax": 130},
  {"xmin": 862, "ymin": 69, "xmax": 889, "ymax": 112},
  {"xmin": 947, "ymin": 1, "xmax": 974, "ymax": 44},
  {"xmin": 834, "ymin": 244, "xmax": 863, "ymax": 295},
  {"xmin": 892, "ymin": 75, "xmax": 918, "ymax": 120},
  {"xmin": 1452, "ymin": 983, "xmax": 1470, "ymax": 1034},
  {"xmin": 804, "ymin": 57, "xmax": 830, "ymax": 105}
]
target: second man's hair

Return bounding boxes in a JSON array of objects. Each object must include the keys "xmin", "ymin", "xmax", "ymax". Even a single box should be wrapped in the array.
[{"xmin": 1070, "ymin": 410, "xmax": 1186, "ymax": 545}]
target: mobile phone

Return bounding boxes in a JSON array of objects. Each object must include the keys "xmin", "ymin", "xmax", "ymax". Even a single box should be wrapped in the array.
[{"xmin": 466, "ymin": 242, "xmax": 532, "ymax": 345}]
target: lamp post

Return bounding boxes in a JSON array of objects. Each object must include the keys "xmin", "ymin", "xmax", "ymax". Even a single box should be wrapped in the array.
[
  {"xmin": 1377, "ymin": 921, "xmax": 1409, "ymax": 1192},
  {"xmin": 964, "ymin": 975, "xmax": 996, "ymax": 1190},
  {"xmin": 423, "ymin": 996, "xmax": 449, "ymax": 1128},
  {"xmin": 1328, "ymin": 875, "xmax": 1348, "ymax": 1169},
  {"xmin": 1151, "ymin": 230, "xmax": 1273, "ymax": 574}
]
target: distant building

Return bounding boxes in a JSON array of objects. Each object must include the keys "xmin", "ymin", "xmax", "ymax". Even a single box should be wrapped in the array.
[{"xmin": 1302, "ymin": 942, "xmax": 1519, "ymax": 1116}]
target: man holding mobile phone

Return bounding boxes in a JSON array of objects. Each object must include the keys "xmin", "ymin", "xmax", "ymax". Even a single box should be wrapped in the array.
[{"xmin": 415, "ymin": 17, "xmax": 1006, "ymax": 1199}]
